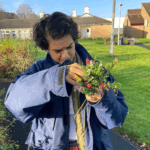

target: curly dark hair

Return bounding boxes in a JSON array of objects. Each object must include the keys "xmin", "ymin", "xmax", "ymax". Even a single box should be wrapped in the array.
[{"xmin": 33, "ymin": 11, "xmax": 81, "ymax": 50}]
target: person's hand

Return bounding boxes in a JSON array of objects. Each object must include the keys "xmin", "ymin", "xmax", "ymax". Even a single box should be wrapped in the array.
[
  {"xmin": 85, "ymin": 88, "xmax": 103, "ymax": 103},
  {"xmin": 66, "ymin": 63, "xmax": 86, "ymax": 86}
]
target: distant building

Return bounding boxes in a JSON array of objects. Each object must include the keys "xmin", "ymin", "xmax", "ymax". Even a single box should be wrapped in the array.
[
  {"xmin": 104, "ymin": 17, "xmax": 125, "ymax": 37},
  {"xmin": 123, "ymin": 2, "xmax": 150, "ymax": 38},
  {"xmin": 0, "ymin": 6, "xmax": 113, "ymax": 40}
]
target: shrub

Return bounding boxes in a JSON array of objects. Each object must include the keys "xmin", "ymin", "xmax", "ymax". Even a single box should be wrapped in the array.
[{"xmin": 0, "ymin": 39, "xmax": 38, "ymax": 80}]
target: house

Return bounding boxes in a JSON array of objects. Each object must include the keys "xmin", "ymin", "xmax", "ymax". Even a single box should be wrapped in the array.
[
  {"xmin": 71, "ymin": 6, "xmax": 112, "ymax": 39},
  {"xmin": 104, "ymin": 17, "xmax": 125, "ymax": 37},
  {"xmin": 123, "ymin": 2, "xmax": 150, "ymax": 38},
  {"xmin": 0, "ymin": 5, "xmax": 112, "ymax": 40}
]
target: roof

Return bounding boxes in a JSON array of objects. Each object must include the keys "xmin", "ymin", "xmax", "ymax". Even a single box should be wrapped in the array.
[
  {"xmin": 142, "ymin": 3, "xmax": 150, "ymax": 16},
  {"xmin": 126, "ymin": 2, "xmax": 150, "ymax": 24},
  {"xmin": 72, "ymin": 14, "xmax": 112, "ymax": 26},
  {"xmin": 0, "ymin": 13, "xmax": 112, "ymax": 29},
  {"xmin": 127, "ymin": 9, "xmax": 141, "ymax": 15},
  {"xmin": 126, "ymin": 9, "xmax": 144, "ymax": 24},
  {"xmin": 0, "ymin": 18, "xmax": 39, "ymax": 29},
  {"xmin": 128, "ymin": 14, "xmax": 144, "ymax": 24}
]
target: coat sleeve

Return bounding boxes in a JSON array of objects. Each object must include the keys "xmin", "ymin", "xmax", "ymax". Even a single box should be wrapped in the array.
[
  {"xmin": 87, "ymin": 67, "xmax": 128, "ymax": 129},
  {"xmin": 4, "ymin": 61, "xmax": 69, "ymax": 124}
]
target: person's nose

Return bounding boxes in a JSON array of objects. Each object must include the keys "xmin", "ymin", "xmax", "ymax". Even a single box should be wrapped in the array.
[{"xmin": 61, "ymin": 49, "xmax": 70, "ymax": 59}]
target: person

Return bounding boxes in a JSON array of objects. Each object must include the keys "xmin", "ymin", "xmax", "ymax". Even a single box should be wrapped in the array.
[{"xmin": 4, "ymin": 12, "xmax": 128, "ymax": 150}]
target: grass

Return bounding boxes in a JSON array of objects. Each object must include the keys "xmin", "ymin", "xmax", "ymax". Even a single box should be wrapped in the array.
[
  {"xmin": 135, "ymin": 38, "xmax": 150, "ymax": 46},
  {"xmin": 0, "ymin": 37, "xmax": 150, "ymax": 149}
]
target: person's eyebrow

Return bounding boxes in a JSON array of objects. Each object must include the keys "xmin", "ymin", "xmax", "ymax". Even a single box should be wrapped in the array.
[{"xmin": 52, "ymin": 42, "xmax": 73, "ymax": 51}]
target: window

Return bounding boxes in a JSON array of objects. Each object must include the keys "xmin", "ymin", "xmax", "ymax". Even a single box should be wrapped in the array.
[
  {"xmin": 87, "ymin": 29, "xmax": 89, "ymax": 32},
  {"xmin": 30, "ymin": 30, "xmax": 33, "ymax": 38},
  {"xmin": 4, "ymin": 31, "xmax": 10, "ymax": 38},
  {"xmin": 144, "ymin": 20, "xmax": 148, "ymax": 26},
  {"xmin": 1, "ymin": 31, "xmax": 4, "ymax": 38},
  {"xmin": 18, "ymin": 30, "xmax": 22, "ymax": 39},
  {"xmin": 12, "ymin": 31, "xmax": 17, "ymax": 38}
]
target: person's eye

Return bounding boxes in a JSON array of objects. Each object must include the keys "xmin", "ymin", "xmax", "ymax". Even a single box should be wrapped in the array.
[
  {"xmin": 55, "ymin": 50, "xmax": 61, "ymax": 53},
  {"xmin": 67, "ymin": 46, "xmax": 72, "ymax": 49},
  {"xmin": 55, "ymin": 46, "xmax": 72, "ymax": 53}
]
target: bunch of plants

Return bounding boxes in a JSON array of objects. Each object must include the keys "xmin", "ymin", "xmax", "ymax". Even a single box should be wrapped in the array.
[
  {"xmin": 0, "ymin": 38, "xmax": 39, "ymax": 149},
  {"xmin": 71, "ymin": 55, "xmax": 121, "ymax": 150},
  {"xmin": 0, "ymin": 38, "xmax": 38, "ymax": 80},
  {"xmin": 74, "ymin": 55, "xmax": 121, "ymax": 97},
  {"xmin": 0, "ymin": 88, "xmax": 20, "ymax": 149}
]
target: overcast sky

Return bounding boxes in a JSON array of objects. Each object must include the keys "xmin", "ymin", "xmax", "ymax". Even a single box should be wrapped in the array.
[{"xmin": 0, "ymin": 0, "xmax": 150, "ymax": 18}]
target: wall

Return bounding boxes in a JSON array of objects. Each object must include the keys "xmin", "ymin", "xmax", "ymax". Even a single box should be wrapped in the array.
[
  {"xmin": 123, "ymin": 8, "xmax": 150, "ymax": 39},
  {"xmin": 79, "ymin": 24, "xmax": 111, "ymax": 39},
  {"xmin": 0, "ymin": 28, "xmax": 33, "ymax": 40},
  {"xmin": 141, "ymin": 4, "xmax": 150, "ymax": 38},
  {"xmin": 90, "ymin": 24, "xmax": 111, "ymax": 38}
]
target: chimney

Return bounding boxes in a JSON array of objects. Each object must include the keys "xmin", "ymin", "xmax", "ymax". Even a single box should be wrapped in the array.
[
  {"xmin": 40, "ymin": 11, "xmax": 45, "ymax": 19},
  {"xmin": 72, "ymin": 9, "xmax": 77, "ymax": 17},
  {"xmin": 84, "ymin": 5, "xmax": 89, "ymax": 14}
]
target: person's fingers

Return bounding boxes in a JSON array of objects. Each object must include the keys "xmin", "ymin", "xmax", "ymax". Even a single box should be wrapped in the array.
[
  {"xmin": 67, "ymin": 74, "xmax": 78, "ymax": 86},
  {"xmin": 73, "ymin": 63, "xmax": 82, "ymax": 69},
  {"xmin": 95, "ymin": 88, "xmax": 103, "ymax": 95},
  {"xmin": 72, "ymin": 68, "xmax": 84, "ymax": 79},
  {"xmin": 85, "ymin": 94, "xmax": 100, "ymax": 102}
]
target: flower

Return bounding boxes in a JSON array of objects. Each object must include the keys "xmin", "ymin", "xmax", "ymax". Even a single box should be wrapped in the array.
[
  {"xmin": 100, "ymin": 83, "xmax": 105, "ymax": 89},
  {"xmin": 87, "ymin": 69, "xmax": 91, "ymax": 72},
  {"xmin": 73, "ymin": 56, "xmax": 120, "ymax": 96},
  {"xmin": 86, "ymin": 59, "xmax": 90, "ymax": 65},
  {"xmin": 86, "ymin": 84, "xmax": 92, "ymax": 88},
  {"xmin": 113, "ymin": 88, "xmax": 117, "ymax": 93},
  {"xmin": 90, "ymin": 60, "xmax": 94, "ymax": 66},
  {"xmin": 99, "ymin": 63, "xmax": 102, "ymax": 68},
  {"xmin": 74, "ymin": 75, "xmax": 82, "ymax": 81},
  {"xmin": 114, "ymin": 57, "xmax": 118, "ymax": 62}
]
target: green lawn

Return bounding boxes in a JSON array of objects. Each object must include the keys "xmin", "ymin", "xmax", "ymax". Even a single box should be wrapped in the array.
[
  {"xmin": 135, "ymin": 38, "xmax": 150, "ymax": 46},
  {"xmin": 0, "ymin": 38, "xmax": 150, "ymax": 149},
  {"xmin": 36, "ymin": 39, "xmax": 150, "ymax": 149}
]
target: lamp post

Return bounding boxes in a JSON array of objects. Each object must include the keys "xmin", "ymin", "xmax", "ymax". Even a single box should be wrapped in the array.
[
  {"xmin": 110, "ymin": 0, "xmax": 116, "ymax": 56},
  {"xmin": 117, "ymin": 3, "xmax": 123, "ymax": 45}
]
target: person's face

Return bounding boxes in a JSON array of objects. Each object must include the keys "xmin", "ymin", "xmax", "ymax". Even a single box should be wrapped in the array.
[{"xmin": 46, "ymin": 34, "xmax": 76, "ymax": 64}]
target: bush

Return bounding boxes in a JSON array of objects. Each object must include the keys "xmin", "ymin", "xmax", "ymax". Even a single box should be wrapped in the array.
[
  {"xmin": 0, "ymin": 88, "xmax": 20, "ymax": 150},
  {"xmin": 0, "ymin": 38, "xmax": 38, "ymax": 80}
]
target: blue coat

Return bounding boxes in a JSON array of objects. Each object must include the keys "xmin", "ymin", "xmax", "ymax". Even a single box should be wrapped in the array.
[{"xmin": 4, "ymin": 43, "xmax": 128, "ymax": 150}]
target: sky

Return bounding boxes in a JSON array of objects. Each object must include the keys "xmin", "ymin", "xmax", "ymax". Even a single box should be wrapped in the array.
[{"xmin": 0, "ymin": 0, "xmax": 150, "ymax": 19}]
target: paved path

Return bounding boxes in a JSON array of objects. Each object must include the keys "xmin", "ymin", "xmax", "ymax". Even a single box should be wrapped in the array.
[
  {"xmin": 134, "ymin": 43, "xmax": 150, "ymax": 50},
  {"xmin": 0, "ymin": 81, "xmax": 141, "ymax": 150}
]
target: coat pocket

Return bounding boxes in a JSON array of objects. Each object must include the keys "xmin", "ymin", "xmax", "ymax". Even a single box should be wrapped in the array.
[
  {"xmin": 31, "ymin": 117, "xmax": 56, "ymax": 138},
  {"xmin": 25, "ymin": 130, "xmax": 52, "ymax": 149}
]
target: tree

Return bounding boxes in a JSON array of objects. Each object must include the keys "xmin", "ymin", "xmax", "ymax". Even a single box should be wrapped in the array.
[
  {"xmin": 16, "ymin": 4, "xmax": 33, "ymax": 19},
  {"xmin": 0, "ymin": 5, "xmax": 19, "ymax": 20},
  {"xmin": 0, "ymin": 4, "xmax": 7, "ymax": 20},
  {"xmin": 28, "ymin": 12, "xmax": 39, "ymax": 19}
]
